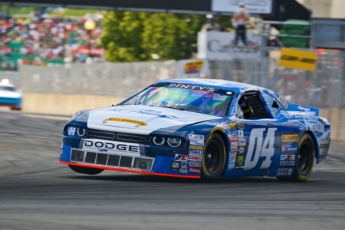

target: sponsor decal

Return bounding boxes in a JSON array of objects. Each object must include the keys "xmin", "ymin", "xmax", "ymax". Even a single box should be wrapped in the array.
[
  {"xmin": 237, "ymin": 122, "xmax": 245, "ymax": 130},
  {"xmin": 236, "ymin": 155, "xmax": 244, "ymax": 166},
  {"xmin": 243, "ymin": 128, "xmax": 277, "ymax": 170},
  {"xmin": 189, "ymin": 161, "xmax": 202, "ymax": 167},
  {"xmin": 83, "ymin": 139, "xmax": 139, "ymax": 154},
  {"xmin": 168, "ymin": 83, "xmax": 216, "ymax": 92},
  {"xmin": 230, "ymin": 131, "xmax": 238, "ymax": 141},
  {"xmin": 320, "ymin": 139, "xmax": 330, "ymax": 149},
  {"xmin": 229, "ymin": 123, "xmax": 237, "ymax": 129},
  {"xmin": 238, "ymin": 130, "xmax": 244, "ymax": 138},
  {"xmin": 171, "ymin": 161, "xmax": 181, "ymax": 172},
  {"xmin": 281, "ymin": 144, "xmax": 297, "ymax": 152},
  {"xmin": 67, "ymin": 126, "xmax": 76, "ymax": 135},
  {"xmin": 188, "ymin": 155, "xmax": 202, "ymax": 161},
  {"xmin": 174, "ymin": 154, "xmax": 188, "ymax": 162},
  {"xmin": 229, "ymin": 151, "xmax": 237, "ymax": 163},
  {"xmin": 102, "ymin": 117, "xmax": 147, "ymax": 126},
  {"xmin": 276, "ymin": 168, "xmax": 293, "ymax": 176},
  {"xmin": 190, "ymin": 145, "xmax": 203, "ymax": 151},
  {"xmin": 189, "ymin": 149, "xmax": 203, "ymax": 156},
  {"xmin": 278, "ymin": 96, "xmax": 288, "ymax": 108},
  {"xmin": 189, "ymin": 167, "xmax": 201, "ymax": 174},
  {"xmin": 188, "ymin": 134, "xmax": 205, "ymax": 146},
  {"xmin": 217, "ymin": 122, "xmax": 229, "ymax": 129},
  {"xmin": 280, "ymin": 154, "xmax": 295, "ymax": 166},
  {"xmin": 282, "ymin": 134, "xmax": 298, "ymax": 143},
  {"xmin": 231, "ymin": 142, "xmax": 238, "ymax": 150},
  {"xmin": 238, "ymin": 146, "xmax": 245, "ymax": 154},
  {"xmin": 180, "ymin": 163, "xmax": 188, "ymax": 173},
  {"xmin": 281, "ymin": 111, "xmax": 310, "ymax": 119},
  {"xmin": 238, "ymin": 138, "xmax": 246, "ymax": 146}
]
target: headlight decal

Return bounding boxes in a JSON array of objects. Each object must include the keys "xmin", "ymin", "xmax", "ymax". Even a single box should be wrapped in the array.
[
  {"xmin": 153, "ymin": 136, "xmax": 165, "ymax": 145},
  {"xmin": 77, "ymin": 127, "xmax": 86, "ymax": 137},
  {"xmin": 167, "ymin": 137, "xmax": 182, "ymax": 147},
  {"xmin": 66, "ymin": 126, "xmax": 87, "ymax": 137}
]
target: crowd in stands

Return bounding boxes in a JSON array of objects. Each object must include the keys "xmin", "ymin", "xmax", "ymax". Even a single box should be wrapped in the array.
[{"xmin": 0, "ymin": 11, "xmax": 104, "ymax": 71}]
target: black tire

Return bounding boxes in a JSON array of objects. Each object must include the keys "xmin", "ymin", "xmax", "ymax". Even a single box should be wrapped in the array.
[
  {"xmin": 277, "ymin": 133, "xmax": 315, "ymax": 182},
  {"xmin": 69, "ymin": 165, "xmax": 104, "ymax": 175},
  {"xmin": 201, "ymin": 133, "xmax": 226, "ymax": 180}
]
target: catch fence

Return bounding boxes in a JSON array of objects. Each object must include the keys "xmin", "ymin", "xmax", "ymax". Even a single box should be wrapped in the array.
[{"xmin": 16, "ymin": 50, "xmax": 345, "ymax": 109}]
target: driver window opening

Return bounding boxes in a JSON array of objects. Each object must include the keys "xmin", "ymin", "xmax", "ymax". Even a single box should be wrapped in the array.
[
  {"xmin": 272, "ymin": 100, "xmax": 279, "ymax": 109},
  {"xmin": 238, "ymin": 91, "xmax": 270, "ymax": 119}
]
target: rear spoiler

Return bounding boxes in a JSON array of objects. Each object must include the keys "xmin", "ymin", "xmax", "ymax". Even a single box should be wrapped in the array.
[{"xmin": 293, "ymin": 104, "xmax": 319, "ymax": 116}]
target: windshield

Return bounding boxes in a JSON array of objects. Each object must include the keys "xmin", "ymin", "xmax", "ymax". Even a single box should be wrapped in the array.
[
  {"xmin": 121, "ymin": 83, "xmax": 234, "ymax": 117},
  {"xmin": 0, "ymin": 86, "xmax": 16, "ymax": 91}
]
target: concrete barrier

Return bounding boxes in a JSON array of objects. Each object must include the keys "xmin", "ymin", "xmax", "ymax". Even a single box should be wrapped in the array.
[
  {"xmin": 22, "ymin": 93, "xmax": 345, "ymax": 141},
  {"xmin": 23, "ymin": 93, "xmax": 125, "ymax": 116}
]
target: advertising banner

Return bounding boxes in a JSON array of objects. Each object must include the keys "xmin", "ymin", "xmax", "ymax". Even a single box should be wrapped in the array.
[
  {"xmin": 197, "ymin": 32, "xmax": 261, "ymax": 60},
  {"xmin": 279, "ymin": 48, "xmax": 318, "ymax": 71},
  {"xmin": 212, "ymin": 0, "xmax": 273, "ymax": 14},
  {"xmin": 177, "ymin": 59, "xmax": 209, "ymax": 76}
]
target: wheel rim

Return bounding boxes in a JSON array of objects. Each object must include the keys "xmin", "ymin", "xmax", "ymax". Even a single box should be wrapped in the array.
[
  {"xmin": 298, "ymin": 143, "xmax": 311, "ymax": 174},
  {"xmin": 204, "ymin": 141, "xmax": 222, "ymax": 174}
]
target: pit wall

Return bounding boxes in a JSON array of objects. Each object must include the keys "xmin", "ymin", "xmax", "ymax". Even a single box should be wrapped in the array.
[
  {"xmin": 23, "ymin": 93, "xmax": 344, "ymax": 142},
  {"xmin": 22, "ymin": 93, "xmax": 125, "ymax": 116}
]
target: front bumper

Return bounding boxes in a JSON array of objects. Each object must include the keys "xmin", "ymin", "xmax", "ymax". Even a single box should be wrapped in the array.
[
  {"xmin": 59, "ymin": 136, "xmax": 201, "ymax": 179},
  {"xmin": 0, "ymin": 97, "xmax": 22, "ymax": 107}
]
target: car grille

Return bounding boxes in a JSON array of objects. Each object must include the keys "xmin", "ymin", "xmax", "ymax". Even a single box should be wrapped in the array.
[
  {"xmin": 70, "ymin": 149, "xmax": 154, "ymax": 171},
  {"xmin": 88, "ymin": 129, "xmax": 115, "ymax": 140},
  {"xmin": 87, "ymin": 129, "xmax": 151, "ymax": 143}
]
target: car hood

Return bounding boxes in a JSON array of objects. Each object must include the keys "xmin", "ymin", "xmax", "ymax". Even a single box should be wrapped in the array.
[
  {"xmin": 87, "ymin": 105, "xmax": 219, "ymax": 135},
  {"xmin": 0, "ymin": 90, "xmax": 22, "ymax": 98}
]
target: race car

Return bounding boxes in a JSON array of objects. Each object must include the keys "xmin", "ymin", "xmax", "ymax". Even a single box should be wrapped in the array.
[
  {"xmin": 59, "ymin": 78, "xmax": 331, "ymax": 181},
  {"xmin": 0, "ymin": 79, "xmax": 23, "ymax": 110}
]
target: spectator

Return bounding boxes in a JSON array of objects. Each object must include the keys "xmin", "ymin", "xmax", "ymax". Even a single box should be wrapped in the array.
[
  {"xmin": 232, "ymin": 3, "xmax": 250, "ymax": 46},
  {"xmin": 0, "ymin": 13, "xmax": 105, "ymax": 71},
  {"xmin": 201, "ymin": 15, "xmax": 221, "ymax": 32}
]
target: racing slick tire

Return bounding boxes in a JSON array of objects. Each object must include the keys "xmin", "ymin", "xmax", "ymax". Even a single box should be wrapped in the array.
[
  {"xmin": 69, "ymin": 165, "xmax": 104, "ymax": 175},
  {"xmin": 201, "ymin": 133, "xmax": 226, "ymax": 180},
  {"xmin": 277, "ymin": 133, "xmax": 315, "ymax": 182}
]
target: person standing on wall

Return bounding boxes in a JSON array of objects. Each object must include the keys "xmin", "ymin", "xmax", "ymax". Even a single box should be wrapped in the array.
[{"xmin": 232, "ymin": 3, "xmax": 250, "ymax": 46}]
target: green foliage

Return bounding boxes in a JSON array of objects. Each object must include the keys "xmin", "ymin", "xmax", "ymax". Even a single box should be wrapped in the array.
[
  {"xmin": 216, "ymin": 15, "xmax": 233, "ymax": 30},
  {"xmin": 101, "ymin": 11, "xmax": 207, "ymax": 62}
]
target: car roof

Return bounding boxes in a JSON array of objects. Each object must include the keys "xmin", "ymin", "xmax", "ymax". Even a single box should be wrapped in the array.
[
  {"xmin": 157, "ymin": 78, "xmax": 267, "ymax": 93},
  {"xmin": 0, "ymin": 83, "xmax": 16, "ymax": 87}
]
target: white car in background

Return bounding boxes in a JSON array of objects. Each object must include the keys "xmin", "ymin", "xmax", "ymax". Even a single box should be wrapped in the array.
[{"xmin": 0, "ymin": 79, "xmax": 23, "ymax": 110}]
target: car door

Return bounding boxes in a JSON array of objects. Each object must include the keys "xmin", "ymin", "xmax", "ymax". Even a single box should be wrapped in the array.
[{"xmin": 227, "ymin": 90, "xmax": 293, "ymax": 177}]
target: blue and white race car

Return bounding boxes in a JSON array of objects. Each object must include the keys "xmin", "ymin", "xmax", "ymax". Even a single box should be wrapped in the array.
[
  {"xmin": 0, "ymin": 79, "xmax": 23, "ymax": 110},
  {"xmin": 59, "ymin": 78, "xmax": 330, "ymax": 181}
]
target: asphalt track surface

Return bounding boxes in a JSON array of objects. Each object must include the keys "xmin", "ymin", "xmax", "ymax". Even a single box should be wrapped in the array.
[{"xmin": 0, "ymin": 110, "xmax": 345, "ymax": 230}]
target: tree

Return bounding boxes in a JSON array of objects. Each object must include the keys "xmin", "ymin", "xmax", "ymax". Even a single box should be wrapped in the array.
[
  {"xmin": 101, "ymin": 11, "xmax": 208, "ymax": 62},
  {"xmin": 100, "ymin": 11, "xmax": 148, "ymax": 62}
]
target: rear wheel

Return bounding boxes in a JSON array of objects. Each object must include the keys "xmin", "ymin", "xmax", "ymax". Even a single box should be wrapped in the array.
[
  {"xmin": 277, "ymin": 133, "xmax": 315, "ymax": 182},
  {"xmin": 201, "ymin": 133, "xmax": 226, "ymax": 180},
  {"xmin": 69, "ymin": 165, "xmax": 104, "ymax": 175}
]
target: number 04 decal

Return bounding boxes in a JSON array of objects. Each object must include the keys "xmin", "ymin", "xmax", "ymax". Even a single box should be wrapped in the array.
[{"xmin": 244, "ymin": 128, "xmax": 277, "ymax": 170}]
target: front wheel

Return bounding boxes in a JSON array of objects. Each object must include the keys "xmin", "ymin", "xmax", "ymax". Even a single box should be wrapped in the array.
[
  {"xmin": 277, "ymin": 133, "xmax": 315, "ymax": 182},
  {"xmin": 201, "ymin": 133, "xmax": 226, "ymax": 180},
  {"xmin": 69, "ymin": 165, "xmax": 104, "ymax": 175}
]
